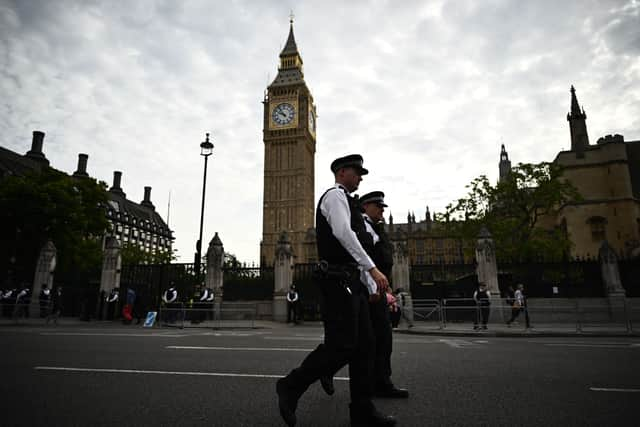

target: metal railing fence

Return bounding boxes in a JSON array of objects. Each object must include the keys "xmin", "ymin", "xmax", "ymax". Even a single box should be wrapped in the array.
[
  {"xmin": 409, "ymin": 298, "xmax": 640, "ymax": 333},
  {"xmin": 157, "ymin": 302, "xmax": 257, "ymax": 329}
]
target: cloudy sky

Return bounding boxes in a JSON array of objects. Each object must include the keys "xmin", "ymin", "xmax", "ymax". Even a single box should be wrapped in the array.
[{"xmin": 1, "ymin": 0, "xmax": 639, "ymax": 263}]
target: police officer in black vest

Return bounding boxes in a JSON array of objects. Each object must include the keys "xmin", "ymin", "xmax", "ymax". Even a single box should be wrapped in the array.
[
  {"xmin": 360, "ymin": 191, "xmax": 409, "ymax": 397},
  {"xmin": 320, "ymin": 191, "xmax": 408, "ymax": 399},
  {"xmin": 276, "ymin": 155, "xmax": 396, "ymax": 427}
]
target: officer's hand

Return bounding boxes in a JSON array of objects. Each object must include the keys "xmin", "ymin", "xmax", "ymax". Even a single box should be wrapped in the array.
[{"xmin": 369, "ymin": 267, "xmax": 389, "ymax": 292}]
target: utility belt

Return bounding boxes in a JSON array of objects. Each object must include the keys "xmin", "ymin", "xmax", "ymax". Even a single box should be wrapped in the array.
[{"xmin": 314, "ymin": 260, "xmax": 359, "ymax": 296}]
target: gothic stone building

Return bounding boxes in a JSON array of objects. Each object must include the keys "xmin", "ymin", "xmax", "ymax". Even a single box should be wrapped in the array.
[
  {"xmin": 552, "ymin": 87, "xmax": 640, "ymax": 258},
  {"xmin": 0, "ymin": 131, "xmax": 173, "ymax": 257},
  {"xmin": 386, "ymin": 210, "xmax": 473, "ymax": 265},
  {"xmin": 260, "ymin": 20, "xmax": 317, "ymax": 266}
]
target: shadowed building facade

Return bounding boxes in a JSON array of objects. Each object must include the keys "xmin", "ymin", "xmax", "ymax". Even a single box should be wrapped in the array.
[
  {"xmin": 386, "ymin": 210, "xmax": 473, "ymax": 265},
  {"xmin": 260, "ymin": 20, "xmax": 317, "ymax": 266},
  {"xmin": 553, "ymin": 86, "xmax": 640, "ymax": 258},
  {"xmin": 0, "ymin": 131, "xmax": 173, "ymax": 259}
]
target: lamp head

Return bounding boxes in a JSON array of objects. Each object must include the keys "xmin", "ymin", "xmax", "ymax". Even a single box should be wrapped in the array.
[{"xmin": 200, "ymin": 133, "xmax": 214, "ymax": 157}]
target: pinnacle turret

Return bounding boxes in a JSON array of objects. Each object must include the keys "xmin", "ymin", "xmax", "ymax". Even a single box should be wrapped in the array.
[{"xmin": 567, "ymin": 85, "xmax": 590, "ymax": 154}]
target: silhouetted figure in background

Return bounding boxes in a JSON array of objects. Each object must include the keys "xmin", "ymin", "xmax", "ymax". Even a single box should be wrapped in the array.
[{"xmin": 287, "ymin": 285, "xmax": 299, "ymax": 324}]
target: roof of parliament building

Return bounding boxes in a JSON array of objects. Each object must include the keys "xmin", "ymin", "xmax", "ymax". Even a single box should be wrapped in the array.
[{"xmin": 0, "ymin": 131, "xmax": 173, "ymax": 249}]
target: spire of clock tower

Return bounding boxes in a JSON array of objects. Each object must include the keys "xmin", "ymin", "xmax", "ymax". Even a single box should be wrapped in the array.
[{"xmin": 271, "ymin": 18, "xmax": 304, "ymax": 86}]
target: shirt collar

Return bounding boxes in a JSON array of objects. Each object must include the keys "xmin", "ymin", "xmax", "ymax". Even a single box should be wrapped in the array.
[
  {"xmin": 334, "ymin": 182, "xmax": 350, "ymax": 194},
  {"xmin": 363, "ymin": 213, "xmax": 378, "ymax": 225}
]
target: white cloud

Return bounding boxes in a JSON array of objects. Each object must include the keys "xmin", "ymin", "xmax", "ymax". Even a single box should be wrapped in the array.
[{"xmin": 1, "ymin": 0, "xmax": 639, "ymax": 263}]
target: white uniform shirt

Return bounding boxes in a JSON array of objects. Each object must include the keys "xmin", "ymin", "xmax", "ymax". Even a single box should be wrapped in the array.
[
  {"xmin": 361, "ymin": 214, "xmax": 381, "ymax": 294},
  {"xmin": 514, "ymin": 289, "xmax": 524, "ymax": 305},
  {"xmin": 319, "ymin": 183, "xmax": 377, "ymax": 294}
]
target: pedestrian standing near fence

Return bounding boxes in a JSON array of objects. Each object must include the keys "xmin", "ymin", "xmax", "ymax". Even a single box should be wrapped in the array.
[
  {"xmin": 507, "ymin": 283, "xmax": 531, "ymax": 328},
  {"xmin": 46, "ymin": 286, "xmax": 63, "ymax": 325},
  {"xmin": 39, "ymin": 284, "xmax": 51, "ymax": 318},
  {"xmin": 13, "ymin": 284, "xmax": 31, "ymax": 320},
  {"xmin": 162, "ymin": 285, "xmax": 178, "ymax": 323},
  {"xmin": 286, "ymin": 285, "xmax": 299, "ymax": 324},
  {"xmin": 396, "ymin": 289, "xmax": 413, "ymax": 328},
  {"xmin": 473, "ymin": 283, "xmax": 491, "ymax": 330}
]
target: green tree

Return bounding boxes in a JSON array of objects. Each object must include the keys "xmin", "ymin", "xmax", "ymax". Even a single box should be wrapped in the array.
[
  {"xmin": 0, "ymin": 168, "xmax": 109, "ymax": 281},
  {"xmin": 121, "ymin": 242, "xmax": 176, "ymax": 265},
  {"xmin": 440, "ymin": 162, "xmax": 582, "ymax": 261}
]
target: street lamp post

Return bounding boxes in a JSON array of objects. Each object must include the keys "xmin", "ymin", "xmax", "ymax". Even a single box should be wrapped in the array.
[{"xmin": 195, "ymin": 132, "xmax": 214, "ymax": 275}]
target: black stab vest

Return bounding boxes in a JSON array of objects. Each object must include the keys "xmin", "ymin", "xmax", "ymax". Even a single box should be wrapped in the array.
[
  {"xmin": 316, "ymin": 187, "xmax": 373, "ymax": 264},
  {"xmin": 369, "ymin": 220, "xmax": 394, "ymax": 279}
]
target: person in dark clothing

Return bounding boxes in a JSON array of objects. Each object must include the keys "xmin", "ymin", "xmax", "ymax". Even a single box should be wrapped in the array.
[
  {"xmin": 46, "ymin": 286, "xmax": 63, "ymax": 325},
  {"xmin": 39, "ymin": 284, "xmax": 51, "ymax": 318},
  {"xmin": 286, "ymin": 285, "xmax": 299, "ymax": 324},
  {"xmin": 122, "ymin": 287, "xmax": 136, "ymax": 324},
  {"xmin": 276, "ymin": 155, "xmax": 396, "ymax": 427},
  {"xmin": 2, "ymin": 288, "xmax": 17, "ymax": 318},
  {"xmin": 13, "ymin": 284, "xmax": 31, "ymax": 319},
  {"xmin": 162, "ymin": 285, "xmax": 179, "ymax": 323},
  {"xmin": 320, "ymin": 191, "xmax": 408, "ymax": 399},
  {"xmin": 133, "ymin": 288, "xmax": 148, "ymax": 325},
  {"xmin": 473, "ymin": 283, "xmax": 491, "ymax": 330}
]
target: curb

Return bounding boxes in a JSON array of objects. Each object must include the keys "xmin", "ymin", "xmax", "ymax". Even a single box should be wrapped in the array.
[{"xmin": 395, "ymin": 328, "xmax": 640, "ymax": 338}]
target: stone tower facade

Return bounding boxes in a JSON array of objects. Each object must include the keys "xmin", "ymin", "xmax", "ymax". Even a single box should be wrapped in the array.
[{"xmin": 260, "ymin": 20, "xmax": 317, "ymax": 266}]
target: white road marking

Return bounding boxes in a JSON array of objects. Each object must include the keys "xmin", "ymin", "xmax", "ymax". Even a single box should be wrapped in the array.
[
  {"xmin": 167, "ymin": 346, "xmax": 313, "ymax": 351},
  {"xmin": 264, "ymin": 336, "xmax": 323, "ymax": 341},
  {"xmin": 34, "ymin": 366, "xmax": 349, "ymax": 381},
  {"xmin": 40, "ymin": 332, "xmax": 185, "ymax": 337},
  {"xmin": 545, "ymin": 343, "xmax": 638, "ymax": 349},
  {"xmin": 590, "ymin": 387, "xmax": 640, "ymax": 393},
  {"xmin": 438, "ymin": 339, "xmax": 474, "ymax": 348}
]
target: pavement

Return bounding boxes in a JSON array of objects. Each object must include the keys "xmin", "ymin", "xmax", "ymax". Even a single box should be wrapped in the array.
[{"xmin": 2, "ymin": 315, "xmax": 638, "ymax": 337}]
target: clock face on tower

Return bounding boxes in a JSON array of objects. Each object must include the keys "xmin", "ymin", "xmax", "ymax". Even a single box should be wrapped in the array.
[
  {"xmin": 271, "ymin": 102, "xmax": 296, "ymax": 126},
  {"xmin": 308, "ymin": 109, "xmax": 316, "ymax": 133}
]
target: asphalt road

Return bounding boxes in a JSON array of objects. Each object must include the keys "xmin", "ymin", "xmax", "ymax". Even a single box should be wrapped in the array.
[{"xmin": 1, "ymin": 323, "xmax": 639, "ymax": 426}]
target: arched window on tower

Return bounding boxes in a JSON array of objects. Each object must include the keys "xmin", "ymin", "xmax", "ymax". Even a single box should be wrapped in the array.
[{"xmin": 587, "ymin": 216, "xmax": 607, "ymax": 243}]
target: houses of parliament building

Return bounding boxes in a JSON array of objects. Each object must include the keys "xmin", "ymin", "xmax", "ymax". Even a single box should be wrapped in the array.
[{"xmin": 260, "ymin": 22, "xmax": 639, "ymax": 266}]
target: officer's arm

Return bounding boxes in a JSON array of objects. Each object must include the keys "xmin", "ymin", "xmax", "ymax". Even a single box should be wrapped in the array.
[{"xmin": 320, "ymin": 189, "xmax": 375, "ymax": 271}]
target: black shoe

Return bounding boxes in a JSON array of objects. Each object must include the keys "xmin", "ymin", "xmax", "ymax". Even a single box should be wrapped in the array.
[
  {"xmin": 350, "ymin": 407, "xmax": 396, "ymax": 427},
  {"xmin": 276, "ymin": 378, "xmax": 298, "ymax": 426},
  {"xmin": 482, "ymin": 325, "xmax": 488, "ymax": 330},
  {"xmin": 375, "ymin": 385, "xmax": 409, "ymax": 398},
  {"xmin": 320, "ymin": 375, "xmax": 335, "ymax": 396}
]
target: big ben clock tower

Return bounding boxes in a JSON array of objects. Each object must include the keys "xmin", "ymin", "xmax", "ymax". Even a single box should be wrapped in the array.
[{"xmin": 260, "ymin": 18, "xmax": 317, "ymax": 266}]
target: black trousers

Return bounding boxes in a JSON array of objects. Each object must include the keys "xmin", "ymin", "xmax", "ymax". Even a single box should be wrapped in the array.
[
  {"xmin": 369, "ymin": 295, "xmax": 393, "ymax": 388},
  {"xmin": 282, "ymin": 277, "xmax": 375, "ymax": 408},
  {"xmin": 508, "ymin": 305, "xmax": 531, "ymax": 327},
  {"xmin": 474, "ymin": 305, "xmax": 490, "ymax": 326},
  {"xmin": 287, "ymin": 302, "xmax": 298, "ymax": 323}
]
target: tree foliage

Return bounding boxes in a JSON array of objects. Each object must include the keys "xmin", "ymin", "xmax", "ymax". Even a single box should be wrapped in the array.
[
  {"xmin": 0, "ymin": 168, "xmax": 109, "ymax": 281},
  {"xmin": 439, "ymin": 162, "xmax": 582, "ymax": 261},
  {"xmin": 121, "ymin": 242, "xmax": 177, "ymax": 265}
]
